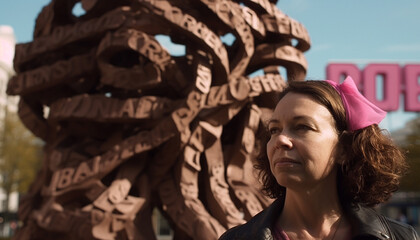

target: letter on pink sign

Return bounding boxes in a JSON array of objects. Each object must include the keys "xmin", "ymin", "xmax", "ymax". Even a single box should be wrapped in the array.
[
  {"xmin": 404, "ymin": 64, "xmax": 420, "ymax": 111},
  {"xmin": 363, "ymin": 64, "xmax": 400, "ymax": 111},
  {"xmin": 326, "ymin": 63, "xmax": 361, "ymax": 87}
]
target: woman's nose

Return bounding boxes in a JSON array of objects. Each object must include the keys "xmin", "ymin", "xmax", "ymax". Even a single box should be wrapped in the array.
[{"xmin": 275, "ymin": 133, "xmax": 293, "ymax": 149}]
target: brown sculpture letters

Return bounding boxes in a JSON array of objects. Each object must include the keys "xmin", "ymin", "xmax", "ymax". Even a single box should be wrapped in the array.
[{"xmin": 8, "ymin": 0, "xmax": 310, "ymax": 239}]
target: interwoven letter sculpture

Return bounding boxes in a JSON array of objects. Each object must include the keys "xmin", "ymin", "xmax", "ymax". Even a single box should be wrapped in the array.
[{"xmin": 7, "ymin": 0, "xmax": 310, "ymax": 239}]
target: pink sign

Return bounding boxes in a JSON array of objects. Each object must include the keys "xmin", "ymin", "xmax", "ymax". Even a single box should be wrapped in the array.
[{"xmin": 326, "ymin": 63, "xmax": 420, "ymax": 111}]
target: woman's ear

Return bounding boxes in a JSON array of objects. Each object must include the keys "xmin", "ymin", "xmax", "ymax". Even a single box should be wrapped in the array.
[
  {"xmin": 334, "ymin": 143, "xmax": 346, "ymax": 165},
  {"xmin": 335, "ymin": 130, "xmax": 351, "ymax": 165}
]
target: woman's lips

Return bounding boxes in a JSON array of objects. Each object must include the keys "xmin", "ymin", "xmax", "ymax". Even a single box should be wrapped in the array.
[{"xmin": 274, "ymin": 158, "xmax": 301, "ymax": 167}]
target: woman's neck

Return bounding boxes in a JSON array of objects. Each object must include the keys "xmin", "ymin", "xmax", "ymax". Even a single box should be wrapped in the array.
[{"xmin": 278, "ymin": 174, "xmax": 345, "ymax": 239}]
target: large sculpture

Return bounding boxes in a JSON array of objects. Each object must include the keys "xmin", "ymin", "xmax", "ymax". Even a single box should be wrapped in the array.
[{"xmin": 7, "ymin": 0, "xmax": 310, "ymax": 239}]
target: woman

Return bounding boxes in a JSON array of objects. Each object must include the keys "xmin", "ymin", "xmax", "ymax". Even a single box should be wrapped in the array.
[{"xmin": 219, "ymin": 77, "xmax": 419, "ymax": 239}]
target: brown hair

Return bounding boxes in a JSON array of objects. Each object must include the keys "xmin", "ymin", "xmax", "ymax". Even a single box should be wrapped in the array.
[{"xmin": 255, "ymin": 80, "xmax": 408, "ymax": 207}]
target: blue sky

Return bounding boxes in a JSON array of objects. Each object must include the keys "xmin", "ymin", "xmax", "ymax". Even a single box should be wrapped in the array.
[
  {"xmin": 279, "ymin": 0, "xmax": 420, "ymax": 131},
  {"xmin": 1, "ymin": 0, "xmax": 419, "ymax": 131}
]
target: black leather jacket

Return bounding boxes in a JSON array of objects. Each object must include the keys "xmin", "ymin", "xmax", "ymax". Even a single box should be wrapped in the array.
[{"xmin": 219, "ymin": 199, "xmax": 419, "ymax": 240}]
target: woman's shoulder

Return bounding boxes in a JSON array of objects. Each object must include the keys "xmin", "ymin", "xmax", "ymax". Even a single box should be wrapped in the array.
[
  {"xmin": 218, "ymin": 223, "xmax": 272, "ymax": 240},
  {"xmin": 384, "ymin": 216, "xmax": 419, "ymax": 239},
  {"xmin": 218, "ymin": 199, "xmax": 284, "ymax": 240},
  {"xmin": 348, "ymin": 205, "xmax": 419, "ymax": 239},
  {"xmin": 218, "ymin": 208, "xmax": 274, "ymax": 240}
]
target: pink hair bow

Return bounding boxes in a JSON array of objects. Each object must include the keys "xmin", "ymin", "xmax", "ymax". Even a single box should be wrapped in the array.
[{"xmin": 326, "ymin": 76, "xmax": 387, "ymax": 131}]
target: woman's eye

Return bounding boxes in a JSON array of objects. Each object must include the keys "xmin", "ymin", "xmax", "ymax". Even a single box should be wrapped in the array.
[
  {"xmin": 295, "ymin": 124, "xmax": 311, "ymax": 131},
  {"xmin": 269, "ymin": 127, "xmax": 280, "ymax": 135}
]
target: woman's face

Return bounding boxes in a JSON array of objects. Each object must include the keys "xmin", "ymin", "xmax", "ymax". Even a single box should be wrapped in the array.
[{"xmin": 266, "ymin": 92, "xmax": 340, "ymax": 191}]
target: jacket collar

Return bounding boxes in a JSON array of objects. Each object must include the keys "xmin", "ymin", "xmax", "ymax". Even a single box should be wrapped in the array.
[
  {"xmin": 347, "ymin": 204, "xmax": 392, "ymax": 239},
  {"xmin": 246, "ymin": 198, "xmax": 284, "ymax": 239},
  {"xmin": 244, "ymin": 199, "xmax": 392, "ymax": 239}
]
